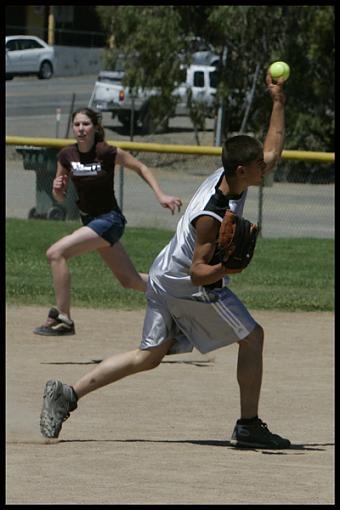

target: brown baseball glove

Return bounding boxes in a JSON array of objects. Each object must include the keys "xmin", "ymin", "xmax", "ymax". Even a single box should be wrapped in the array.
[{"xmin": 216, "ymin": 209, "xmax": 259, "ymax": 273}]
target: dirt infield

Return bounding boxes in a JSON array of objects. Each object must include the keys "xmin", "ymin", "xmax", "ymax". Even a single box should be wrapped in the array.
[{"xmin": 6, "ymin": 305, "xmax": 334, "ymax": 504}]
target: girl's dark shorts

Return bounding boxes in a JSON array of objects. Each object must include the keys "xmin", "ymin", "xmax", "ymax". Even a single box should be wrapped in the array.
[{"xmin": 80, "ymin": 209, "xmax": 127, "ymax": 246}]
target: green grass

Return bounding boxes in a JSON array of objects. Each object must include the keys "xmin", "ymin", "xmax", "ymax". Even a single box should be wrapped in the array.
[
  {"xmin": 228, "ymin": 238, "xmax": 334, "ymax": 311},
  {"xmin": 6, "ymin": 218, "xmax": 334, "ymax": 311}
]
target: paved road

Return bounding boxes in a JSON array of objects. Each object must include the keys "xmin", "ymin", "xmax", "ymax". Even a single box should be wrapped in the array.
[
  {"xmin": 6, "ymin": 74, "xmax": 96, "ymax": 118},
  {"xmin": 5, "ymin": 74, "xmax": 207, "ymax": 138}
]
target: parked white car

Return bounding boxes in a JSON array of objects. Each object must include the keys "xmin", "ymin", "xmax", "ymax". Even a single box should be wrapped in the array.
[{"xmin": 6, "ymin": 35, "xmax": 55, "ymax": 80}]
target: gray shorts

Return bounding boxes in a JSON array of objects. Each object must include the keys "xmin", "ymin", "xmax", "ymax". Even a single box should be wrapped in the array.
[{"xmin": 141, "ymin": 285, "xmax": 256, "ymax": 355}]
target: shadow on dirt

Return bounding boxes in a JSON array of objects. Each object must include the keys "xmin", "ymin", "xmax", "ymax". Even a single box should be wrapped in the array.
[
  {"xmin": 41, "ymin": 359, "xmax": 214, "ymax": 367},
  {"xmin": 56, "ymin": 438, "xmax": 334, "ymax": 454}
]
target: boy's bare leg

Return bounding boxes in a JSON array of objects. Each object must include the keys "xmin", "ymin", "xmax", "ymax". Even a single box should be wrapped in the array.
[
  {"xmin": 237, "ymin": 324, "xmax": 264, "ymax": 419},
  {"xmin": 73, "ymin": 339, "xmax": 174, "ymax": 398}
]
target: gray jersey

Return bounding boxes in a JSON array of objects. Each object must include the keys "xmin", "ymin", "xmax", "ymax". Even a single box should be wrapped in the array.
[{"xmin": 149, "ymin": 167, "xmax": 247, "ymax": 299}]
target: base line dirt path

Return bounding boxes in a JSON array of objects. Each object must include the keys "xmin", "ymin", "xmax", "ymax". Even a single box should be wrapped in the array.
[{"xmin": 6, "ymin": 306, "xmax": 334, "ymax": 504}]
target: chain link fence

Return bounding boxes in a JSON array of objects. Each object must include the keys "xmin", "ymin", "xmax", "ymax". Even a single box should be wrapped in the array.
[{"xmin": 6, "ymin": 143, "xmax": 334, "ymax": 238}]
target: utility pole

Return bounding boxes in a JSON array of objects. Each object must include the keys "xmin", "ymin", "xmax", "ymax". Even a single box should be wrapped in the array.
[
  {"xmin": 48, "ymin": 6, "xmax": 55, "ymax": 45},
  {"xmin": 214, "ymin": 47, "xmax": 228, "ymax": 147},
  {"xmin": 239, "ymin": 62, "xmax": 260, "ymax": 133}
]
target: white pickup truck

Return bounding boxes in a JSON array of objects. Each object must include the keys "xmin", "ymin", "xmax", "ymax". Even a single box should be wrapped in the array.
[{"xmin": 88, "ymin": 64, "xmax": 217, "ymax": 133}]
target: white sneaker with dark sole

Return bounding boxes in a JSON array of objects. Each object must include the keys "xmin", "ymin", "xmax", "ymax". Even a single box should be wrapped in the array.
[{"xmin": 34, "ymin": 308, "xmax": 75, "ymax": 336}]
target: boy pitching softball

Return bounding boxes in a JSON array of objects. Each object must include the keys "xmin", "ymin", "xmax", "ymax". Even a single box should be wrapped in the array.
[{"xmin": 40, "ymin": 70, "xmax": 290, "ymax": 449}]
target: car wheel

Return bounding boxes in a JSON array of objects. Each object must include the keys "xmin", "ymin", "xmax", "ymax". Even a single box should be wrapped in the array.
[
  {"xmin": 38, "ymin": 61, "xmax": 53, "ymax": 80},
  {"xmin": 28, "ymin": 207, "xmax": 47, "ymax": 219},
  {"xmin": 118, "ymin": 112, "xmax": 138, "ymax": 131},
  {"xmin": 28, "ymin": 207, "xmax": 39, "ymax": 219},
  {"xmin": 47, "ymin": 206, "xmax": 66, "ymax": 221},
  {"xmin": 140, "ymin": 109, "xmax": 168, "ymax": 135}
]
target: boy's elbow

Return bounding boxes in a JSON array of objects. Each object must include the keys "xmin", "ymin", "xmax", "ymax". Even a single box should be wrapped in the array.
[
  {"xmin": 189, "ymin": 269, "xmax": 199, "ymax": 286},
  {"xmin": 264, "ymin": 151, "xmax": 281, "ymax": 174}
]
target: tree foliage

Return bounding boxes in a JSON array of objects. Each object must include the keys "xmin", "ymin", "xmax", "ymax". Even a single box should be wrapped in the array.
[
  {"xmin": 96, "ymin": 6, "xmax": 186, "ymax": 130},
  {"xmin": 96, "ymin": 5, "xmax": 334, "ymax": 151}
]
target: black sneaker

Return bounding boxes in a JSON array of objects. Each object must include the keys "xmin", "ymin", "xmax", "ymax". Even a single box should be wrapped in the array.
[
  {"xmin": 230, "ymin": 417, "xmax": 291, "ymax": 449},
  {"xmin": 34, "ymin": 307, "xmax": 75, "ymax": 336}
]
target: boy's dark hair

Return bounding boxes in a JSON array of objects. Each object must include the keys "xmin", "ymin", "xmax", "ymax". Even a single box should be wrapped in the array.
[
  {"xmin": 71, "ymin": 107, "xmax": 105, "ymax": 143},
  {"xmin": 222, "ymin": 135, "xmax": 263, "ymax": 176}
]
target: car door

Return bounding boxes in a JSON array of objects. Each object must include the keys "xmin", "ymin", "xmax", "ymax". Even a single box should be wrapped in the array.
[
  {"xmin": 6, "ymin": 39, "xmax": 23, "ymax": 73},
  {"xmin": 192, "ymin": 68, "xmax": 217, "ymax": 109},
  {"xmin": 206, "ymin": 69, "xmax": 218, "ymax": 108},
  {"xmin": 19, "ymin": 38, "xmax": 42, "ymax": 72},
  {"xmin": 172, "ymin": 67, "xmax": 189, "ymax": 115},
  {"xmin": 191, "ymin": 69, "xmax": 206, "ymax": 103}
]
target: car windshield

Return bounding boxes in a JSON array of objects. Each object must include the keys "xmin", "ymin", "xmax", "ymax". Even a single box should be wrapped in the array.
[
  {"xmin": 98, "ymin": 74, "xmax": 123, "ymax": 84},
  {"xmin": 114, "ymin": 56, "xmax": 125, "ymax": 72}
]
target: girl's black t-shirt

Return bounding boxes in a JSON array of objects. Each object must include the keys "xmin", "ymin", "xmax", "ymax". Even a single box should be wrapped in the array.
[{"xmin": 58, "ymin": 142, "xmax": 120, "ymax": 216}]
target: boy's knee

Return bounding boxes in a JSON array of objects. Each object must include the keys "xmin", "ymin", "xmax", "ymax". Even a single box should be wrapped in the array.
[
  {"xmin": 243, "ymin": 323, "xmax": 264, "ymax": 349},
  {"xmin": 136, "ymin": 349, "xmax": 164, "ymax": 371},
  {"xmin": 255, "ymin": 323, "xmax": 264, "ymax": 342},
  {"xmin": 145, "ymin": 355, "xmax": 163, "ymax": 370}
]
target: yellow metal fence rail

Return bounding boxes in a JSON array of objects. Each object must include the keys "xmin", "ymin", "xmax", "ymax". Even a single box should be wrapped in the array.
[
  {"xmin": 6, "ymin": 135, "xmax": 334, "ymax": 237},
  {"xmin": 6, "ymin": 136, "xmax": 335, "ymax": 163}
]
